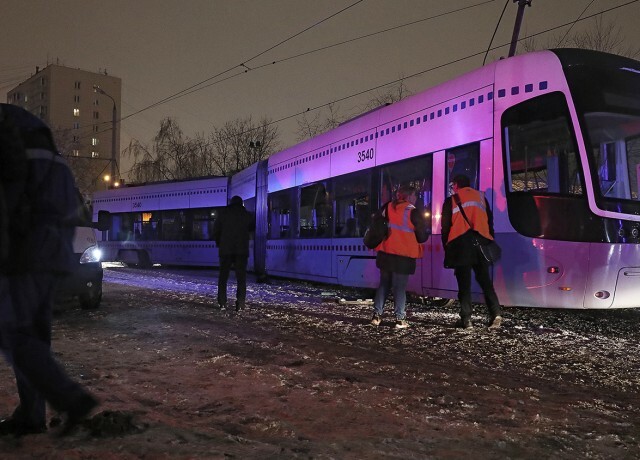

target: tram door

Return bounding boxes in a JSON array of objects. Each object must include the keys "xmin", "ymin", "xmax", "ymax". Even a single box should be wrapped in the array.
[{"xmin": 430, "ymin": 143, "xmax": 485, "ymax": 297}]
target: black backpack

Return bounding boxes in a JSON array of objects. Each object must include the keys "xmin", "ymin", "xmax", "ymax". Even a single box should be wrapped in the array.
[{"xmin": 363, "ymin": 202, "xmax": 390, "ymax": 249}]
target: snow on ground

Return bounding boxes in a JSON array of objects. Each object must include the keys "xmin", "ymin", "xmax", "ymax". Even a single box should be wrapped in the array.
[{"xmin": 104, "ymin": 263, "xmax": 640, "ymax": 394}]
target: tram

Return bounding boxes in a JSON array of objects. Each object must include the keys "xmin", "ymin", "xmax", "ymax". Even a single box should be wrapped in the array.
[{"xmin": 93, "ymin": 49, "xmax": 640, "ymax": 309}]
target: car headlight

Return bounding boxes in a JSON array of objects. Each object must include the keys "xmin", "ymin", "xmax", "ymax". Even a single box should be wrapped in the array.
[{"xmin": 80, "ymin": 245, "xmax": 102, "ymax": 264}]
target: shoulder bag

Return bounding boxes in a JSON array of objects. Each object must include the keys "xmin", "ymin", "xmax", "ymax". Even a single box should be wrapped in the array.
[{"xmin": 453, "ymin": 194, "xmax": 501, "ymax": 264}]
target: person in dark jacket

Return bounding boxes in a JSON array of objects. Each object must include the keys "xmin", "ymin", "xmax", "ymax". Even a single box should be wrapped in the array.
[
  {"xmin": 212, "ymin": 195, "xmax": 255, "ymax": 311},
  {"xmin": 370, "ymin": 185, "xmax": 429, "ymax": 329},
  {"xmin": 441, "ymin": 174, "xmax": 502, "ymax": 329},
  {"xmin": 0, "ymin": 104, "xmax": 98, "ymax": 438}
]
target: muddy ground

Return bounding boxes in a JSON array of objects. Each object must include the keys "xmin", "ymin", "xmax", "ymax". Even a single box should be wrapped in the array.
[{"xmin": 1, "ymin": 265, "xmax": 639, "ymax": 459}]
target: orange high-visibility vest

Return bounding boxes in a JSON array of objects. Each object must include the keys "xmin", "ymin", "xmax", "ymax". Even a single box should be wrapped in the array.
[
  {"xmin": 377, "ymin": 201, "xmax": 424, "ymax": 259},
  {"xmin": 446, "ymin": 187, "xmax": 493, "ymax": 244}
]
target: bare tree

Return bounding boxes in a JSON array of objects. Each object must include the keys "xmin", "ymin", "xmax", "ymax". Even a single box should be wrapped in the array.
[
  {"xmin": 126, "ymin": 116, "xmax": 280, "ymax": 182},
  {"xmin": 295, "ymin": 103, "xmax": 344, "ymax": 143},
  {"xmin": 294, "ymin": 79, "xmax": 412, "ymax": 142},
  {"xmin": 521, "ymin": 16, "xmax": 640, "ymax": 59},
  {"xmin": 570, "ymin": 16, "xmax": 640, "ymax": 58},
  {"xmin": 361, "ymin": 77, "xmax": 412, "ymax": 112},
  {"xmin": 209, "ymin": 116, "xmax": 279, "ymax": 176}
]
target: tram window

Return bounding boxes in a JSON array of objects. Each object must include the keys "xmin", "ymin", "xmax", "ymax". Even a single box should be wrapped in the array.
[
  {"xmin": 268, "ymin": 190, "xmax": 292, "ymax": 239},
  {"xmin": 191, "ymin": 208, "xmax": 217, "ymax": 241},
  {"xmin": 588, "ymin": 124, "xmax": 640, "ymax": 201},
  {"xmin": 503, "ymin": 92, "xmax": 583, "ymax": 195},
  {"xmin": 134, "ymin": 211, "xmax": 161, "ymax": 240},
  {"xmin": 161, "ymin": 210, "xmax": 187, "ymax": 241},
  {"xmin": 445, "ymin": 143, "xmax": 480, "ymax": 196},
  {"xmin": 334, "ymin": 170, "xmax": 372, "ymax": 238},
  {"xmin": 380, "ymin": 154, "xmax": 433, "ymax": 229},
  {"xmin": 299, "ymin": 182, "xmax": 332, "ymax": 238},
  {"xmin": 110, "ymin": 213, "xmax": 135, "ymax": 241}
]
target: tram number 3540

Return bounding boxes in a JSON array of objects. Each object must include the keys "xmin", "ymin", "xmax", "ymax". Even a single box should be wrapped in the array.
[{"xmin": 357, "ymin": 148, "xmax": 375, "ymax": 163}]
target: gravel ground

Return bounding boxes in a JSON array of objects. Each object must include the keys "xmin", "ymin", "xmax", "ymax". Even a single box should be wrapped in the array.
[{"xmin": 0, "ymin": 264, "xmax": 638, "ymax": 459}]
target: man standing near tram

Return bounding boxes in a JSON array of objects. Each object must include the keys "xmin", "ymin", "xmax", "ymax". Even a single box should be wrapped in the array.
[
  {"xmin": 212, "ymin": 195, "xmax": 256, "ymax": 312},
  {"xmin": 441, "ymin": 174, "xmax": 502, "ymax": 329}
]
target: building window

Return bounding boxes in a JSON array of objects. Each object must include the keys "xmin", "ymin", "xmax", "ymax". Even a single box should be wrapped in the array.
[
  {"xmin": 91, "ymin": 151, "xmax": 100, "ymax": 158},
  {"xmin": 73, "ymin": 135, "xmax": 79, "ymax": 142},
  {"xmin": 72, "ymin": 150, "xmax": 80, "ymax": 157},
  {"xmin": 93, "ymin": 111, "xmax": 99, "ymax": 119},
  {"xmin": 94, "ymin": 98, "xmax": 99, "ymax": 106},
  {"xmin": 73, "ymin": 122, "xmax": 80, "ymax": 129},
  {"xmin": 92, "ymin": 138, "xmax": 99, "ymax": 146},
  {"xmin": 40, "ymin": 92, "xmax": 45, "ymax": 100},
  {"xmin": 74, "ymin": 81, "xmax": 81, "ymax": 89},
  {"xmin": 93, "ymin": 125, "xmax": 99, "ymax": 133},
  {"xmin": 40, "ymin": 77, "xmax": 46, "ymax": 86},
  {"xmin": 74, "ymin": 95, "xmax": 80, "ymax": 103},
  {"xmin": 73, "ymin": 108, "xmax": 80, "ymax": 117}
]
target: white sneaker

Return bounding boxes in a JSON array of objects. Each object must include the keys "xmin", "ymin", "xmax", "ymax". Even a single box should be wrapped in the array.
[
  {"xmin": 488, "ymin": 316, "xmax": 502, "ymax": 329},
  {"xmin": 370, "ymin": 314, "xmax": 381, "ymax": 326},
  {"xmin": 394, "ymin": 319, "xmax": 409, "ymax": 329}
]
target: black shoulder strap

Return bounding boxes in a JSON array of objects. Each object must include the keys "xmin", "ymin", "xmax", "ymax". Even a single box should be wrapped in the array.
[{"xmin": 453, "ymin": 194, "xmax": 473, "ymax": 230}]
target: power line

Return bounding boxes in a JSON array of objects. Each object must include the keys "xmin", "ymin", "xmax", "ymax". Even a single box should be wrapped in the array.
[
  {"xmin": 556, "ymin": 0, "xmax": 597, "ymax": 47},
  {"xmin": 121, "ymin": 0, "xmax": 365, "ymax": 122},
  {"xmin": 91, "ymin": 0, "xmax": 640, "ymax": 154},
  {"xmin": 216, "ymin": 0, "xmax": 640, "ymax": 140},
  {"xmin": 483, "ymin": 0, "xmax": 510, "ymax": 65},
  {"xmin": 120, "ymin": 0, "xmax": 494, "ymax": 120}
]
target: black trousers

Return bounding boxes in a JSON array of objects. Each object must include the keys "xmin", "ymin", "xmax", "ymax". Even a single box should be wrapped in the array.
[
  {"xmin": 217, "ymin": 254, "xmax": 248, "ymax": 306},
  {"xmin": 0, "ymin": 274, "xmax": 90, "ymax": 427},
  {"xmin": 454, "ymin": 262, "xmax": 501, "ymax": 321}
]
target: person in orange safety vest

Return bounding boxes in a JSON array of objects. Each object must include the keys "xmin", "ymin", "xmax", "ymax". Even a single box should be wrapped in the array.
[
  {"xmin": 441, "ymin": 174, "xmax": 502, "ymax": 329},
  {"xmin": 370, "ymin": 185, "xmax": 429, "ymax": 329}
]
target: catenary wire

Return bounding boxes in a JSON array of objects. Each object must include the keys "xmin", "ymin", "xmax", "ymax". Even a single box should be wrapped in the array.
[
  {"xmin": 556, "ymin": 0, "xmax": 597, "ymax": 47},
  {"xmin": 76, "ymin": 0, "xmax": 495, "ymax": 143},
  {"xmin": 122, "ymin": 0, "xmax": 366, "ymax": 122},
  {"xmin": 85, "ymin": 0, "xmax": 640, "ymax": 150},
  {"xmin": 483, "ymin": 0, "xmax": 510, "ymax": 65},
  {"xmin": 121, "ymin": 0, "xmax": 494, "ymax": 121}
]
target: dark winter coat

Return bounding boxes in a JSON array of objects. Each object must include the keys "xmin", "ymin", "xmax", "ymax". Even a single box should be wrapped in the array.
[
  {"xmin": 0, "ymin": 104, "xmax": 78, "ymax": 275},
  {"xmin": 212, "ymin": 202, "xmax": 255, "ymax": 256},
  {"xmin": 441, "ymin": 194, "xmax": 494, "ymax": 268}
]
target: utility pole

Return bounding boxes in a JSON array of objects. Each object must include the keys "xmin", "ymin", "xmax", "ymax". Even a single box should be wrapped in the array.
[{"xmin": 508, "ymin": 0, "xmax": 532, "ymax": 57}]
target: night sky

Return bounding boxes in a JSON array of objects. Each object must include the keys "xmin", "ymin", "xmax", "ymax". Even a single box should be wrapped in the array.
[{"xmin": 2, "ymin": 0, "xmax": 639, "ymax": 178}]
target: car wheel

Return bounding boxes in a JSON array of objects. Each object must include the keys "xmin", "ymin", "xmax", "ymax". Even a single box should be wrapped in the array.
[{"xmin": 79, "ymin": 281, "xmax": 103, "ymax": 309}]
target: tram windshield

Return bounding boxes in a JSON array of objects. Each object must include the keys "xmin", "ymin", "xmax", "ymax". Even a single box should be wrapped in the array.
[{"xmin": 566, "ymin": 61, "xmax": 640, "ymax": 212}]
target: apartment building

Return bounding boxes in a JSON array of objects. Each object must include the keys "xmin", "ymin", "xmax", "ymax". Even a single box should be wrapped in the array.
[{"xmin": 7, "ymin": 64, "xmax": 122, "ymax": 193}]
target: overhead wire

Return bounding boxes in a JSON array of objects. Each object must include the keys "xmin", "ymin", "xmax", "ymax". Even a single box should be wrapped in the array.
[
  {"xmin": 79, "ymin": 1, "xmax": 494, "ymax": 146},
  {"xmin": 211, "ymin": 0, "xmax": 640, "ymax": 140},
  {"xmin": 120, "ymin": 0, "xmax": 495, "ymax": 121},
  {"xmin": 556, "ymin": 0, "xmax": 597, "ymax": 47},
  {"xmin": 122, "ymin": 0, "xmax": 365, "ymax": 121},
  {"xmin": 84, "ymin": 0, "xmax": 640, "ymax": 152},
  {"xmin": 483, "ymin": 0, "xmax": 510, "ymax": 65}
]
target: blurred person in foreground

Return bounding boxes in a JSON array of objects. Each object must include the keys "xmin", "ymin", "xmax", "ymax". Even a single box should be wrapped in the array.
[
  {"xmin": 441, "ymin": 174, "xmax": 502, "ymax": 329},
  {"xmin": 212, "ymin": 195, "xmax": 256, "ymax": 312},
  {"xmin": 0, "ymin": 104, "xmax": 98, "ymax": 438},
  {"xmin": 370, "ymin": 185, "xmax": 429, "ymax": 329}
]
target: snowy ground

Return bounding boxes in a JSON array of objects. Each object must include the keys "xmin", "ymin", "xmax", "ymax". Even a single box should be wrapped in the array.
[{"xmin": 1, "ymin": 264, "xmax": 639, "ymax": 459}]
